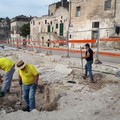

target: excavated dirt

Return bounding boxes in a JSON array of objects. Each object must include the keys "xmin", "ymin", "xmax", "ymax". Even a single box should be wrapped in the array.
[
  {"xmin": 1, "ymin": 70, "xmax": 118, "ymax": 114},
  {"xmin": 0, "ymin": 49, "xmax": 120, "ymax": 120},
  {"xmin": 70, "ymin": 68, "xmax": 119, "ymax": 91},
  {"xmin": 0, "ymin": 80, "xmax": 60, "ymax": 114}
]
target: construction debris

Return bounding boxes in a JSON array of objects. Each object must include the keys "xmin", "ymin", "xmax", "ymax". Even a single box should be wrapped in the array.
[
  {"xmin": 54, "ymin": 64, "xmax": 73, "ymax": 75},
  {"xmin": 0, "ymin": 49, "xmax": 120, "ymax": 120}
]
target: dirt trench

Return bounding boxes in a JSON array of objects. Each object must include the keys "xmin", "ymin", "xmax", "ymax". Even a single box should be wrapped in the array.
[
  {"xmin": 69, "ymin": 68, "xmax": 119, "ymax": 90},
  {"xmin": 0, "ymin": 81, "xmax": 60, "ymax": 114}
]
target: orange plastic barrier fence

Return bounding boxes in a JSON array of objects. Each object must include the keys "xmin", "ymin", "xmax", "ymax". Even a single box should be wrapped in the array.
[
  {"xmin": 100, "ymin": 38, "xmax": 120, "ymax": 42},
  {"xmin": 9, "ymin": 43, "xmax": 120, "ymax": 57},
  {"xmin": 69, "ymin": 40, "xmax": 96, "ymax": 43},
  {"xmin": 14, "ymin": 40, "xmax": 38, "ymax": 43},
  {"xmin": 1, "ymin": 38, "xmax": 120, "ymax": 45},
  {"xmin": 51, "ymin": 40, "xmax": 67, "ymax": 44}
]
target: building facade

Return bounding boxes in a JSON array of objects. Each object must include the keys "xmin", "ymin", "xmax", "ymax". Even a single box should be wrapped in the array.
[
  {"xmin": 30, "ymin": 0, "xmax": 69, "ymax": 46},
  {"xmin": 30, "ymin": 0, "xmax": 120, "ymax": 49},
  {"xmin": 69, "ymin": 0, "xmax": 120, "ymax": 48},
  {"xmin": 0, "ymin": 17, "xmax": 10, "ymax": 40},
  {"xmin": 11, "ymin": 15, "xmax": 31, "ymax": 42}
]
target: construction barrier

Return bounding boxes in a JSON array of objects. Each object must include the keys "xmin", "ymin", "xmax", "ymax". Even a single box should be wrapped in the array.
[
  {"xmin": 69, "ymin": 40, "xmax": 96, "ymax": 43},
  {"xmin": 100, "ymin": 38, "xmax": 120, "ymax": 42},
  {"xmin": 0, "ymin": 38, "xmax": 120, "ymax": 58}
]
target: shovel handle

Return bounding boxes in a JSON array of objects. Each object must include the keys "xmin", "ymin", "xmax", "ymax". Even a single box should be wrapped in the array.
[
  {"xmin": 20, "ymin": 85, "xmax": 22, "ymax": 106},
  {"xmin": 80, "ymin": 46, "xmax": 83, "ymax": 75}
]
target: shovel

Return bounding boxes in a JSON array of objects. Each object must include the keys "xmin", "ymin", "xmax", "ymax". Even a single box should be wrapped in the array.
[
  {"xmin": 80, "ymin": 46, "xmax": 83, "ymax": 76},
  {"xmin": 20, "ymin": 85, "xmax": 22, "ymax": 106}
]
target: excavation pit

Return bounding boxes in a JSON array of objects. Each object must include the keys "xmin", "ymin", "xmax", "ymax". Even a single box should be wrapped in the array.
[{"xmin": 0, "ymin": 81, "xmax": 60, "ymax": 114}]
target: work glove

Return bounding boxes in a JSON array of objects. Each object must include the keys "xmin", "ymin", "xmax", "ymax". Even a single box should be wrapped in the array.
[{"xmin": 19, "ymin": 80, "xmax": 22, "ymax": 86}]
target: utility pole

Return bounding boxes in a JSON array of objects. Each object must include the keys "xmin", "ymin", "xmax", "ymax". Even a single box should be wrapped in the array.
[
  {"xmin": 96, "ymin": 28, "xmax": 100, "ymax": 60},
  {"xmin": 95, "ymin": 28, "xmax": 102, "ymax": 64},
  {"xmin": 67, "ymin": 0, "xmax": 71, "ymax": 58}
]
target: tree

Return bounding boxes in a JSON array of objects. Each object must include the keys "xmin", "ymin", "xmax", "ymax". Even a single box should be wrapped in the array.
[{"xmin": 20, "ymin": 23, "xmax": 30, "ymax": 37}]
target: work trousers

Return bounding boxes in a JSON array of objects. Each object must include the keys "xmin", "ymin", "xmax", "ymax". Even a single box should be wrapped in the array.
[
  {"xmin": 2, "ymin": 66, "xmax": 15, "ymax": 92},
  {"xmin": 85, "ymin": 60, "xmax": 94, "ymax": 81},
  {"xmin": 23, "ymin": 84, "xmax": 37, "ymax": 112}
]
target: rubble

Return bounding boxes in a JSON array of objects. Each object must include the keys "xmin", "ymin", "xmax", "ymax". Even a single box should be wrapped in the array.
[
  {"xmin": 54, "ymin": 64, "xmax": 73, "ymax": 75},
  {"xmin": 116, "ymin": 71, "xmax": 120, "ymax": 78},
  {"xmin": 0, "ymin": 50, "xmax": 120, "ymax": 120}
]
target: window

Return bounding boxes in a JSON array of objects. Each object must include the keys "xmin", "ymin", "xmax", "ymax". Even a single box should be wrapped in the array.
[
  {"xmin": 56, "ymin": 24, "xmax": 58, "ymax": 29},
  {"xmin": 45, "ymin": 20, "xmax": 47, "ymax": 24},
  {"xmin": 61, "ymin": 16, "xmax": 63, "ymax": 19},
  {"xmin": 48, "ymin": 10, "xmax": 50, "ymax": 16},
  {"xmin": 48, "ymin": 25, "xmax": 51, "ymax": 32},
  {"xmin": 92, "ymin": 22, "xmax": 99, "ymax": 28},
  {"xmin": 76, "ymin": 6, "xmax": 81, "ymax": 17},
  {"xmin": 104, "ymin": 0, "xmax": 111, "ymax": 11},
  {"xmin": 32, "ymin": 21, "xmax": 35, "ymax": 25}
]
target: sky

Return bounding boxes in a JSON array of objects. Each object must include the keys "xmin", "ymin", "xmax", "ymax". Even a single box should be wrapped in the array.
[{"xmin": 0, "ymin": 0, "xmax": 59, "ymax": 18}]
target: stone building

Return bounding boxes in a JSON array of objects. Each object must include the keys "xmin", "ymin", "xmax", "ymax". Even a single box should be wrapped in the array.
[
  {"xmin": 69, "ymin": 0, "xmax": 120, "ymax": 48},
  {"xmin": 11, "ymin": 15, "xmax": 31, "ymax": 42},
  {"xmin": 0, "ymin": 17, "xmax": 10, "ymax": 40},
  {"xmin": 30, "ymin": 0, "xmax": 69, "ymax": 47}
]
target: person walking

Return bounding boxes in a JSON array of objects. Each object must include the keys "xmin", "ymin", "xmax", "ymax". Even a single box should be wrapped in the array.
[
  {"xmin": 81, "ymin": 43, "xmax": 95, "ymax": 83},
  {"xmin": 47, "ymin": 39, "xmax": 50, "ymax": 47},
  {"xmin": 16, "ymin": 60, "xmax": 39, "ymax": 112},
  {"xmin": 0, "ymin": 57, "xmax": 15, "ymax": 97}
]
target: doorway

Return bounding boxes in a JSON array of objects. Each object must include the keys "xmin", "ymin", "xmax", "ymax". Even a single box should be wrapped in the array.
[
  {"xmin": 91, "ymin": 31, "xmax": 98, "ymax": 47},
  {"xmin": 59, "ymin": 23, "xmax": 64, "ymax": 36}
]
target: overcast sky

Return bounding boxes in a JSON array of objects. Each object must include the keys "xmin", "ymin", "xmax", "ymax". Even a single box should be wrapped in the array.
[{"xmin": 0, "ymin": 0, "xmax": 59, "ymax": 18}]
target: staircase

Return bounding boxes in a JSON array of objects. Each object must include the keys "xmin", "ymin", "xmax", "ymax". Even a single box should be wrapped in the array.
[{"xmin": 52, "ymin": 33, "xmax": 67, "ymax": 46}]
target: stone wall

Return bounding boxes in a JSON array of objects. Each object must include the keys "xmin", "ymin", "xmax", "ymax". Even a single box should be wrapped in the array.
[
  {"xmin": 69, "ymin": 0, "xmax": 120, "ymax": 49},
  {"xmin": 48, "ymin": 0, "xmax": 69, "ymax": 16},
  {"xmin": 70, "ymin": 0, "xmax": 116, "ymax": 38},
  {"xmin": 115, "ymin": 0, "xmax": 120, "ymax": 25}
]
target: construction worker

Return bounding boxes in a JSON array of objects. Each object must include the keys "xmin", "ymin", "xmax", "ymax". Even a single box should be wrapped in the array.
[
  {"xmin": 81, "ymin": 43, "xmax": 95, "ymax": 83},
  {"xmin": 16, "ymin": 60, "xmax": 39, "ymax": 112},
  {"xmin": 0, "ymin": 57, "xmax": 15, "ymax": 97}
]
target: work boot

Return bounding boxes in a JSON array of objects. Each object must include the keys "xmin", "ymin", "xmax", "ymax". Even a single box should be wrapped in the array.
[
  {"xmin": 22, "ymin": 106, "xmax": 29, "ymax": 112},
  {"xmin": 90, "ymin": 80, "xmax": 95, "ymax": 83},
  {"xmin": 82, "ymin": 75, "xmax": 87, "ymax": 79},
  {"xmin": 6, "ymin": 90, "xmax": 10, "ymax": 94},
  {"xmin": 0, "ymin": 92, "xmax": 5, "ymax": 97}
]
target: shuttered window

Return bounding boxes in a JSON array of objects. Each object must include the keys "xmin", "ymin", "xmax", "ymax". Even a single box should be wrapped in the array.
[{"xmin": 104, "ymin": 0, "xmax": 111, "ymax": 10}]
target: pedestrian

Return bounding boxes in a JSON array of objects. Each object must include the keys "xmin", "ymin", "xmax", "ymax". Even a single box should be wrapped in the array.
[
  {"xmin": 81, "ymin": 43, "xmax": 95, "ymax": 83},
  {"xmin": 47, "ymin": 39, "xmax": 50, "ymax": 47},
  {"xmin": 0, "ymin": 57, "xmax": 15, "ymax": 97},
  {"xmin": 16, "ymin": 60, "xmax": 39, "ymax": 112}
]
